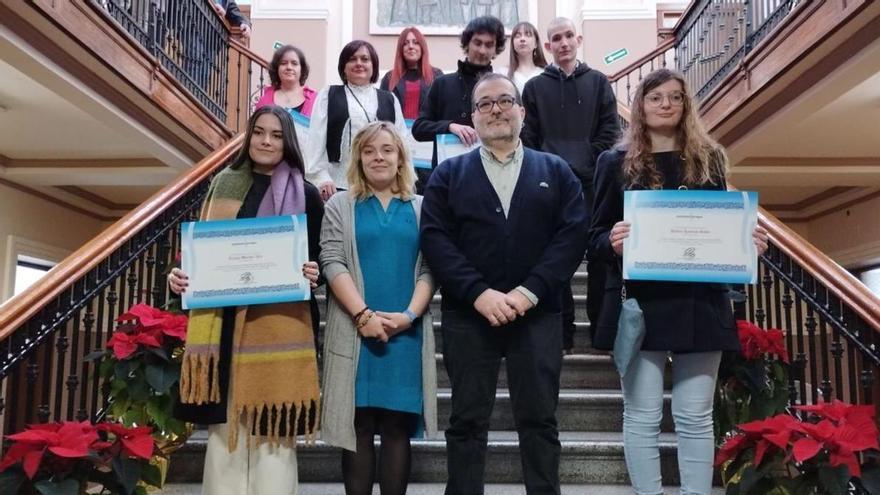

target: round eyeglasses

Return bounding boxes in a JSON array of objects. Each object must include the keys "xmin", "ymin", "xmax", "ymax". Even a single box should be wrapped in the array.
[{"xmin": 474, "ymin": 95, "xmax": 518, "ymax": 114}]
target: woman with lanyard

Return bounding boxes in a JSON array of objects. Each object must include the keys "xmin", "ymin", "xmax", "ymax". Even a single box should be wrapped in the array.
[
  {"xmin": 169, "ymin": 105, "xmax": 323, "ymax": 494},
  {"xmin": 305, "ymin": 40, "xmax": 409, "ymax": 201},
  {"xmin": 255, "ymin": 44, "xmax": 317, "ymax": 117},
  {"xmin": 379, "ymin": 27, "xmax": 443, "ymax": 120},
  {"xmin": 589, "ymin": 68, "xmax": 769, "ymax": 494}
]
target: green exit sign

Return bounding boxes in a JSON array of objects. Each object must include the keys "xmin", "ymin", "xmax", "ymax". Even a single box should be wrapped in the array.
[
  {"xmin": 604, "ymin": 48, "xmax": 628, "ymax": 65},
  {"xmin": 273, "ymin": 41, "xmax": 283, "ymax": 50}
]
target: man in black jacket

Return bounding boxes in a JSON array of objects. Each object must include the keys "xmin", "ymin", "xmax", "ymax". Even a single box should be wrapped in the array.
[
  {"xmin": 412, "ymin": 15, "xmax": 505, "ymax": 190},
  {"xmin": 521, "ymin": 17, "xmax": 620, "ymax": 353}
]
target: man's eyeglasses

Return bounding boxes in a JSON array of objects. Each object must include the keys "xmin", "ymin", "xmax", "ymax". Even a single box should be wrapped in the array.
[
  {"xmin": 644, "ymin": 91, "xmax": 686, "ymax": 107},
  {"xmin": 474, "ymin": 95, "xmax": 518, "ymax": 114}
]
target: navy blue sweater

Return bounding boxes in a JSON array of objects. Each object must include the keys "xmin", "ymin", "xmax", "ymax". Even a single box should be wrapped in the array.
[{"xmin": 420, "ymin": 147, "xmax": 589, "ymax": 314}]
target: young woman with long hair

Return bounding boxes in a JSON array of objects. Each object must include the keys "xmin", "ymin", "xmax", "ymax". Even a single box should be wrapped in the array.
[
  {"xmin": 319, "ymin": 121, "xmax": 437, "ymax": 495},
  {"xmin": 499, "ymin": 21, "xmax": 547, "ymax": 94},
  {"xmin": 380, "ymin": 27, "xmax": 443, "ymax": 120},
  {"xmin": 588, "ymin": 68, "xmax": 769, "ymax": 494},
  {"xmin": 169, "ymin": 105, "xmax": 324, "ymax": 495}
]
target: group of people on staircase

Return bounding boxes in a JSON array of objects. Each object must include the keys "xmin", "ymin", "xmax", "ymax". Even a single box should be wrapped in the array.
[{"xmin": 166, "ymin": 14, "xmax": 770, "ymax": 495}]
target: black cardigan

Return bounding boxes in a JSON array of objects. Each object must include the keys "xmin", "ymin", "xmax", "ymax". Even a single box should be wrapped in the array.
[
  {"xmin": 380, "ymin": 67, "xmax": 444, "ymax": 115},
  {"xmin": 420, "ymin": 147, "xmax": 588, "ymax": 316},
  {"xmin": 174, "ymin": 178, "xmax": 324, "ymax": 426},
  {"xmin": 587, "ymin": 148, "xmax": 741, "ymax": 352}
]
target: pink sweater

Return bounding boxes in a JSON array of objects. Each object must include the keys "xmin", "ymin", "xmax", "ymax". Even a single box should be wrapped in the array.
[{"xmin": 255, "ymin": 85, "xmax": 318, "ymax": 117}]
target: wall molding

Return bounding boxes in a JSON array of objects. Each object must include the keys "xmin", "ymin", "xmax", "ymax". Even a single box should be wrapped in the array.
[{"xmin": 251, "ymin": 0, "xmax": 329, "ymax": 20}]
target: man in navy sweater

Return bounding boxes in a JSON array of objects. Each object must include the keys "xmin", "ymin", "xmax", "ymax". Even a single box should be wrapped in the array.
[{"xmin": 421, "ymin": 73, "xmax": 588, "ymax": 494}]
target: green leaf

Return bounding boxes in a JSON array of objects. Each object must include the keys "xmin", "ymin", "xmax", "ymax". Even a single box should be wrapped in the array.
[
  {"xmin": 818, "ymin": 464, "xmax": 850, "ymax": 495},
  {"xmin": 135, "ymin": 486, "xmax": 150, "ymax": 495},
  {"xmin": 99, "ymin": 358, "xmax": 115, "ymax": 379},
  {"xmin": 112, "ymin": 457, "xmax": 143, "ymax": 495},
  {"xmin": 141, "ymin": 462, "xmax": 164, "ymax": 488},
  {"xmin": 0, "ymin": 470, "xmax": 25, "ymax": 495},
  {"xmin": 34, "ymin": 479, "xmax": 80, "ymax": 495},
  {"xmin": 127, "ymin": 374, "xmax": 151, "ymax": 402},
  {"xmin": 144, "ymin": 346, "xmax": 170, "ymax": 362},
  {"xmin": 84, "ymin": 349, "xmax": 107, "ymax": 362},
  {"xmin": 145, "ymin": 363, "xmax": 180, "ymax": 394},
  {"xmin": 737, "ymin": 465, "xmax": 764, "ymax": 495},
  {"xmin": 146, "ymin": 395, "xmax": 171, "ymax": 430},
  {"xmin": 115, "ymin": 360, "xmax": 139, "ymax": 381}
]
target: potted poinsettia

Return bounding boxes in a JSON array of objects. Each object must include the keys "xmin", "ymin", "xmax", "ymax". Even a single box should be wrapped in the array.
[
  {"xmin": 715, "ymin": 320, "xmax": 790, "ymax": 444},
  {"xmin": 716, "ymin": 400, "xmax": 880, "ymax": 494},
  {"xmin": 85, "ymin": 303, "xmax": 190, "ymax": 487},
  {"xmin": 0, "ymin": 420, "xmax": 160, "ymax": 495}
]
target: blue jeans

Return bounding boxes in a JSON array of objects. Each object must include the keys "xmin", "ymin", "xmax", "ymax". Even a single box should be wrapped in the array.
[{"xmin": 622, "ymin": 351, "xmax": 722, "ymax": 495}]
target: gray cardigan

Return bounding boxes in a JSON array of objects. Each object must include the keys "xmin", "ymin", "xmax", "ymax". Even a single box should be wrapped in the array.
[{"xmin": 319, "ymin": 192, "xmax": 437, "ymax": 451}]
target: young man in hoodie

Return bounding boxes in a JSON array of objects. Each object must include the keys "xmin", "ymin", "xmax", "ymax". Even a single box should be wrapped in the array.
[
  {"xmin": 412, "ymin": 15, "xmax": 506, "ymax": 191},
  {"xmin": 521, "ymin": 17, "xmax": 620, "ymax": 353}
]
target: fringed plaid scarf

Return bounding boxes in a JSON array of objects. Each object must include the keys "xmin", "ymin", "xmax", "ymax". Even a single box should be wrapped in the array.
[{"xmin": 179, "ymin": 160, "xmax": 320, "ymax": 451}]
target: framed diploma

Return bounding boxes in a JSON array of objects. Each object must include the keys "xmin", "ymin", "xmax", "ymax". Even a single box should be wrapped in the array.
[
  {"xmin": 436, "ymin": 134, "xmax": 479, "ymax": 163},
  {"xmin": 180, "ymin": 214, "xmax": 311, "ymax": 310},
  {"xmin": 623, "ymin": 190, "xmax": 759, "ymax": 284},
  {"xmin": 405, "ymin": 119, "xmax": 433, "ymax": 170}
]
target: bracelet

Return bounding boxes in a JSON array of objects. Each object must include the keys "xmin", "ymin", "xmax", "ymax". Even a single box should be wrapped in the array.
[
  {"xmin": 403, "ymin": 309, "xmax": 418, "ymax": 323},
  {"xmin": 356, "ymin": 310, "xmax": 374, "ymax": 329},
  {"xmin": 352, "ymin": 306, "xmax": 369, "ymax": 324}
]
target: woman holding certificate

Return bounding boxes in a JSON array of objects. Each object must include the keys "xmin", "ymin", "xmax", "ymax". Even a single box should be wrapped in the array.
[
  {"xmin": 167, "ymin": 106, "xmax": 323, "ymax": 495},
  {"xmin": 319, "ymin": 121, "xmax": 436, "ymax": 495},
  {"xmin": 305, "ymin": 40, "xmax": 409, "ymax": 201},
  {"xmin": 589, "ymin": 69, "xmax": 769, "ymax": 495}
]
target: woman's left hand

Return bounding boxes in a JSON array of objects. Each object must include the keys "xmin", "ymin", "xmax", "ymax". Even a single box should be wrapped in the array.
[
  {"xmin": 753, "ymin": 225, "xmax": 769, "ymax": 256},
  {"xmin": 302, "ymin": 261, "xmax": 320, "ymax": 289},
  {"xmin": 375, "ymin": 311, "xmax": 412, "ymax": 339}
]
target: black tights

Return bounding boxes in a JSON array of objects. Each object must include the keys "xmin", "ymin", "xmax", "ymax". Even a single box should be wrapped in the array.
[{"xmin": 342, "ymin": 407, "xmax": 413, "ymax": 495}]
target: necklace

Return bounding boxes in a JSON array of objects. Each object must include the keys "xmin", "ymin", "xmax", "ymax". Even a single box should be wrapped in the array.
[{"xmin": 275, "ymin": 87, "xmax": 303, "ymax": 108}]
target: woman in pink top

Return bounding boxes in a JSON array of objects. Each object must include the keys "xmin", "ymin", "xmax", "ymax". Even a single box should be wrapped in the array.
[{"xmin": 256, "ymin": 45, "xmax": 317, "ymax": 117}]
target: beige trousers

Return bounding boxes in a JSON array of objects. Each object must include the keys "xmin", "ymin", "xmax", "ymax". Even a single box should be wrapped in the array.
[{"xmin": 202, "ymin": 422, "xmax": 299, "ymax": 495}]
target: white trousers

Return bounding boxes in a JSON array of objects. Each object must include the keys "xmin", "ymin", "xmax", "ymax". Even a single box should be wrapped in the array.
[{"xmin": 202, "ymin": 422, "xmax": 299, "ymax": 495}]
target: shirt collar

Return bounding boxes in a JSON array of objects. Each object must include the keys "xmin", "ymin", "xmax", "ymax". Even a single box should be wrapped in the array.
[{"xmin": 480, "ymin": 140, "xmax": 523, "ymax": 167}]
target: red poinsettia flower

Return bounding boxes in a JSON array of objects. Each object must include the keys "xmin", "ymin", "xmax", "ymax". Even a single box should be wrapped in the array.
[
  {"xmin": 0, "ymin": 421, "xmax": 99, "ymax": 479},
  {"xmin": 736, "ymin": 320, "xmax": 789, "ymax": 363},
  {"xmin": 117, "ymin": 303, "xmax": 187, "ymax": 342},
  {"xmin": 96, "ymin": 423, "xmax": 155, "ymax": 460},
  {"xmin": 107, "ymin": 331, "xmax": 161, "ymax": 359}
]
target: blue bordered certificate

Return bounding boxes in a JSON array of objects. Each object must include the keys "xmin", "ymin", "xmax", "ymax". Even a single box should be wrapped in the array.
[
  {"xmin": 623, "ymin": 190, "xmax": 759, "ymax": 284},
  {"xmin": 436, "ymin": 134, "xmax": 479, "ymax": 163},
  {"xmin": 180, "ymin": 214, "xmax": 310, "ymax": 310},
  {"xmin": 405, "ymin": 119, "xmax": 433, "ymax": 170}
]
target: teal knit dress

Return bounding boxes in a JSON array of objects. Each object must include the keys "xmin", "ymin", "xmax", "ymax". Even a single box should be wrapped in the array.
[{"xmin": 354, "ymin": 196, "xmax": 423, "ymax": 421}]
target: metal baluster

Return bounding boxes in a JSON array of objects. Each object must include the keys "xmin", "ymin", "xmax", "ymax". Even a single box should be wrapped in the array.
[
  {"xmin": 793, "ymin": 278, "xmax": 807, "ymax": 406},
  {"xmin": 25, "ymin": 342, "xmax": 39, "ymax": 423},
  {"xmin": 858, "ymin": 319, "xmax": 875, "ymax": 404},
  {"xmin": 830, "ymin": 308, "xmax": 845, "ymax": 401},
  {"xmin": 761, "ymin": 263, "xmax": 773, "ymax": 327},
  {"xmin": 754, "ymin": 264, "xmax": 766, "ymax": 327},
  {"xmin": 805, "ymin": 301, "xmax": 819, "ymax": 405},
  {"xmin": 52, "ymin": 296, "xmax": 71, "ymax": 421},
  {"xmin": 781, "ymin": 266, "xmax": 797, "ymax": 403},
  {"xmin": 818, "ymin": 314, "xmax": 832, "ymax": 402},
  {"xmin": 236, "ymin": 51, "xmax": 243, "ymax": 131},
  {"xmin": 66, "ymin": 285, "xmax": 83, "ymax": 420},
  {"xmin": 78, "ymin": 302, "xmax": 95, "ymax": 421},
  {"xmin": 146, "ymin": 243, "xmax": 157, "ymax": 306}
]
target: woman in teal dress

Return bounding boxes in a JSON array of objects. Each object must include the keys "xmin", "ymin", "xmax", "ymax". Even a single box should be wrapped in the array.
[{"xmin": 319, "ymin": 121, "xmax": 437, "ymax": 495}]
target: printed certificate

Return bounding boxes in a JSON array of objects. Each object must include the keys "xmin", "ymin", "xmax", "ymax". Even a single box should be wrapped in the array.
[
  {"xmin": 436, "ymin": 134, "xmax": 479, "ymax": 163},
  {"xmin": 181, "ymin": 214, "xmax": 310, "ymax": 310},
  {"xmin": 405, "ymin": 119, "xmax": 433, "ymax": 170},
  {"xmin": 623, "ymin": 190, "xmax": 759, "ymax": 284}
]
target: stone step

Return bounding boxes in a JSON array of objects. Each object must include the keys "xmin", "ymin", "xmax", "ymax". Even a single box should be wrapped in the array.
[
  {"xmin": 436, "ymin": 353, "xmax": 619, "ymax": 390},
  {"xmin": 159, "ymin": 483, "xmax": 723, "ymax": 494},
  {"xmin": 166, "ymin": 431, "xmax": 681, "ymax": 485},
  {"xmin": 434, "ymin": 388, "xmax": 674, "ymax": 432}
]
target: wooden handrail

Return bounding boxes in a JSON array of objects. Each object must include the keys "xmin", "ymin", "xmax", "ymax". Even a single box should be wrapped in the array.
[
  {"xmin": 758, "ymin": 210, "xmax": 880, "ymax": 331},
  {"xmin": 608, "ymin": 38, "xmax": 675, "ymax": 82},
  {"xmin": 229, "ymin": 39, "xmax": 270, "ymax": 69},
  {"xmin": 0, "ymin": 134, "xmax": 244, "ymax": 340}
]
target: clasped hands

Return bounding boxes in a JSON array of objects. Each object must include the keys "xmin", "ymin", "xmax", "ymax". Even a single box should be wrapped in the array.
[
  {"xmin": 356, "ymin": 311, "xmax": 412, "ymax": 343},
  {"xmin": 474, "ymin": 288, "xmax": 534, "ymax": 327}
]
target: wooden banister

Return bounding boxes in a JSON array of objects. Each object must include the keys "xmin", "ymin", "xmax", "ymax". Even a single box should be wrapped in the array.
[
  {"xmin": 229, "ymin": 39, "xmax": 270, "ymax": 69},
  {"xmin": 0, "ymin": 134, "xmax": 244, "ymax": 340},
  {"xmin": 608, "ymin": 38, "xmax": 675, "ymax": 82},
  {"xmin": 758, "ymin": 210, "xmax": 880, "ymax": 331}
]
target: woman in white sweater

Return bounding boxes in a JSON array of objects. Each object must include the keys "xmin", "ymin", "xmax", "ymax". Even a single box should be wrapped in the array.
[{"xmin": 305, "ymin": 40, "xmax": 408, "ymax": 201}]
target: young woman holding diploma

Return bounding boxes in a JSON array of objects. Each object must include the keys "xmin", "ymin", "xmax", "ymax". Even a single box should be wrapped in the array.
[
  {"xmin": 588, "ymin": 69, "xmax": 769, "ymax": 495},
  {"xmin": 167, "ymin": 105, "xmax": 323, "ymax": 495},
  {"xmin": 319, "ymin": 121, "xmax": 436, "ymax": 495}
]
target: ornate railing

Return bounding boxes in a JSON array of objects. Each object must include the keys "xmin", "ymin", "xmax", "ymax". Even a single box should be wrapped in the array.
[
  {"xmin": 226, "ymin": 40, "xmax": 271, "ymax": 133},
  {"xmin": 99, "ymin": 0, "xmax": 231, "ymax": 121},
  {"xmin": 0, "ymin": 136, "xmax": 243, "ymax": 435},
  {"xmin": 743, "ymin": 213, "xmax": 880, "ymax": 407},
  {"xmin": 610, "ymin": 0, "xmax": 802, "ymax": 103}
]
